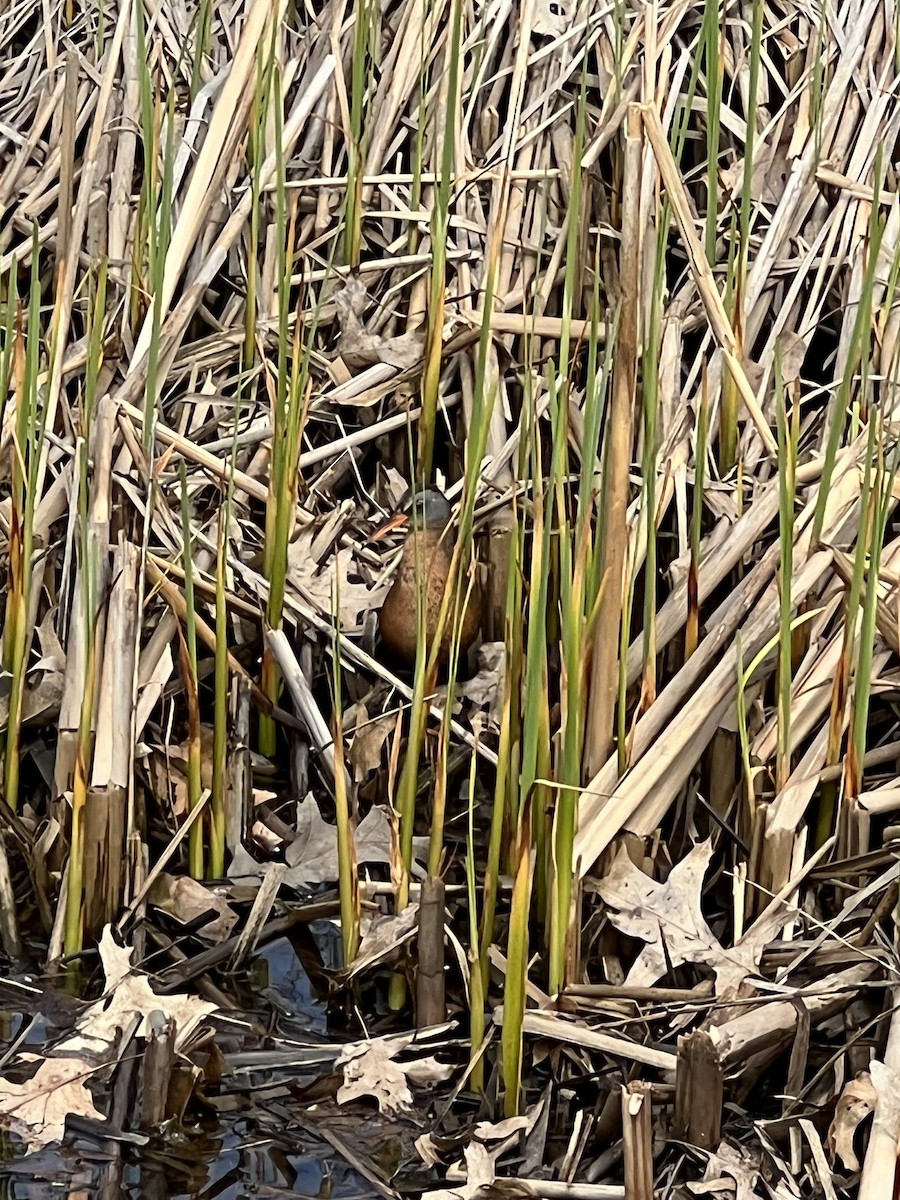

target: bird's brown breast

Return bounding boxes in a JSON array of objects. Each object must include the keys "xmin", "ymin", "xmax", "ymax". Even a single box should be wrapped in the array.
[{"xmin": 378, "ymin": 530, "xmax": 480, "ymax": 664}]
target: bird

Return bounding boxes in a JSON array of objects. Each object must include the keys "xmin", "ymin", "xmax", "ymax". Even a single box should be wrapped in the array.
[{"xmin": 374, "ymin": 488, "xmax": 481, "ymax": 666}]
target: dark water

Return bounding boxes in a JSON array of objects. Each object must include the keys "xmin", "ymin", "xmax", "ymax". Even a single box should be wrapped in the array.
[
  {"xmin": 0, "ymin": 935, "xmax": 384, "ymax": 1200},
  {"xmin": 0, "ymin": 1129, "xmax": 376, "ymax": 1198}
]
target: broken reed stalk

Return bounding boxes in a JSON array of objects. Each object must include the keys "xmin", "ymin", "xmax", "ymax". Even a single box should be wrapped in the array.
[
  {"xmin": 416, "ymin": 874, "xmax": 446, "ymax": 1029},
  {"xmin": 621, "ymin": 1082, "xmax": 653, "ymax": 1200},
  {"xmin": 583, "ymin": 103, "xmax": 640, "ymax": 779},
  {"xmin": 674, "ymin": 1030, "xmax": 723, "ymax": 1150}
]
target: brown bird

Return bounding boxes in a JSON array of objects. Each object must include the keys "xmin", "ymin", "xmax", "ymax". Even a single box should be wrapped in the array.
[{"xmin": 375, "ymin": 489, "xmax": 481, "ymax": 665}]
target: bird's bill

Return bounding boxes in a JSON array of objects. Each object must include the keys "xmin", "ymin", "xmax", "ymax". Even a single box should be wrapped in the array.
[{"xmin": 371, "ymin": 512, "xmax": 409, "ymax": 542}]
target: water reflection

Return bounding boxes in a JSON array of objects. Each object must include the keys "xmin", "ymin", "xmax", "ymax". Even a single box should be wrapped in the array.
[
  {"xmin": 0, "ymin": 1127, "xmax": 377, "ymax": 1198},
  {"xmin": 0, "ymin": 938, "xmax": 378, "ymax": 1200}
]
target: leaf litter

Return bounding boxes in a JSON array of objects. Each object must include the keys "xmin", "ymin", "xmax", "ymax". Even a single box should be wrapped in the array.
[{"xmin": 0, "ymin": 927, "xmax": 216, "ymax": 1149}]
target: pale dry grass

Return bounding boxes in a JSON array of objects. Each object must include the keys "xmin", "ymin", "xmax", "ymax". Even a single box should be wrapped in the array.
[{"xmin": 1, "ymin": 0, "xmax": 900, "ymax": 1187}]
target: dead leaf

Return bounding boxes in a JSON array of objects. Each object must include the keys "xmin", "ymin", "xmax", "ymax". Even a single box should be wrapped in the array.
[
  {"xmin": 355, "ymin": 805, "xmax": 398, "ymax": 867},
  {"xmin": 379, "ymin": 467, "xmax": 410, "ymax": 512},
  {"xmin": 688, "ymin": 1141, "xmax": 765, "ymax": 1200},
  {"xmin": 775, "ymin": 330, "xmax": 808, "ymax": 385},
  {"xmin": 595, "ymin": 840, "xmax": 780, "ymax": 994},
  {"xmin": 70, "ymin": 927, "xmax": 217, "ymax": 1055},
  {"xmin": 228, "ymin": 843, "xmax": 266, "ymax": 885},
  {"xmin": 287, "ymin": 532, "xmax": 388, "ymax": 631},
  {"xmin": 163, "ymin": 726, "xmax": 219, "ymax": 790},
  {"xmin": 147, "ymin": 873, "xmax": 238, "ymax": 942},
  {"xmin": 473, "ymin": 1115, "xmax": 530, "ymax": 1140},
  {"xmin": 333, "ymin": 276, "xmax": 424, "ymax": 372},
  {"xmin": 0, "ymin": 610, "xmax": 66, "ymax": 732},
  {"xmin": 827, "ymin": 1073, "xmax": 876, "ymax": 1170},
  {"xmin": 429, "ymin": 1127, "xmax": 521, "ymax": 1200},
  {"xmin": 532, "ymin": 0, "xmax": 570, "ymax": 37},
  {"xmin": 344, "ymin": 904, "xmax": 419, "ymax": 978},
  {"xmin": 454, "ymin": 642, "xmax": 505, "ymax": 727},
  {"xmin": 721, "ymin": 144, "xmax": 790, "ymax": 207},
  {"xmin": 0, "ymin": 1055, "xmax": 103, "ymax": 1150},
  {"xmin": 415, "ymin": 1131, "xmax": 444, "ymax": 1167},
  {"xmin": 0, "ymin": 926, "xmax": 216, "ymax": 1152},
  {"xmin": 347, "ymin": 702, "xmax": 396, "ymax": 781},
  {"xmin": 281, "ymin": 796, "xmax": 424, "ymax": 889},
  {"xmin": 284, "ymin": 794, "xmax": 339, "ymax": 886},
  {"xmin": 337, "ymin": 1034, "xmax": 453, "ymax": 1115},
  {"xmin": 455, "ymin": 1142, "xmax": 496, "ymax": 1199},
  {"xmin": 33, "ymin": 609, "xmax": 66, "ymax": 673}
]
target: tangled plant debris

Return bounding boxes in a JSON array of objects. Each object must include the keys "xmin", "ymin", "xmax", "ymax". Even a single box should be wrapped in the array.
[{"xmin": 0, "ymin": 0, "xmax": 899, "ymax": 1195}]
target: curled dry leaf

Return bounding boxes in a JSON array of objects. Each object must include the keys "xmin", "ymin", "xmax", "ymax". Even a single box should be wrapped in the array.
[
  {"xmin": 532, "ymin": 0, "xmax": 571, "ymax": 38},
  {"xmin": 344, "ymin": 903, "xmax": 419, "ymax": 979},
  {"xmin": 147, "ymin": 872, "xmax": 238, "ymax": 942},
  {"xmin": 415, "ymin": 1130, "xmax": 444, "ymax": 1168},
  {"xmin": 688, "ymin": 1141, "xmax": 765, "ymax": 1200},
  {"xmin": 448, "ymin": 1142, "xmax": 496, "ymax": 1200},
  {"xmin": 473, "ymin": 1115, "xmax": 530, "ymax": 1140},
  {"xmin": 336, "ymin": 1034, "xmax": 453, "ymax": 1115},
  {"xmin": 430, "ymin": 1124, "xmax": 528, "ymax": 1200},
  {"xmin": 0, "ymin": 610, "xmax": 66, "ymax": 732},
  {"xmin": 827, "ymin": 1073, "xmax": 876, "ymax": 1170},
  {"xmin": 347, "ymin": 701, "xmax": 396, "ymax": 781},
  {"xmin": 379, "ymin": 466, "xmax": 410, "ymax": 511},
  {"xmin": 454, "ymin": 642, "xmax": 505, "ymax": 727},
  {"xmin": 333, "ymin": 275, "xmax": 424, "ymax": 372}
]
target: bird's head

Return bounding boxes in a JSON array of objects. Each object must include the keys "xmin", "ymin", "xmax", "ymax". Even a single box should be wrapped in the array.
[{"xmin": 372, "ymin": 487, "xmax": 452, "ymax": 541}]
